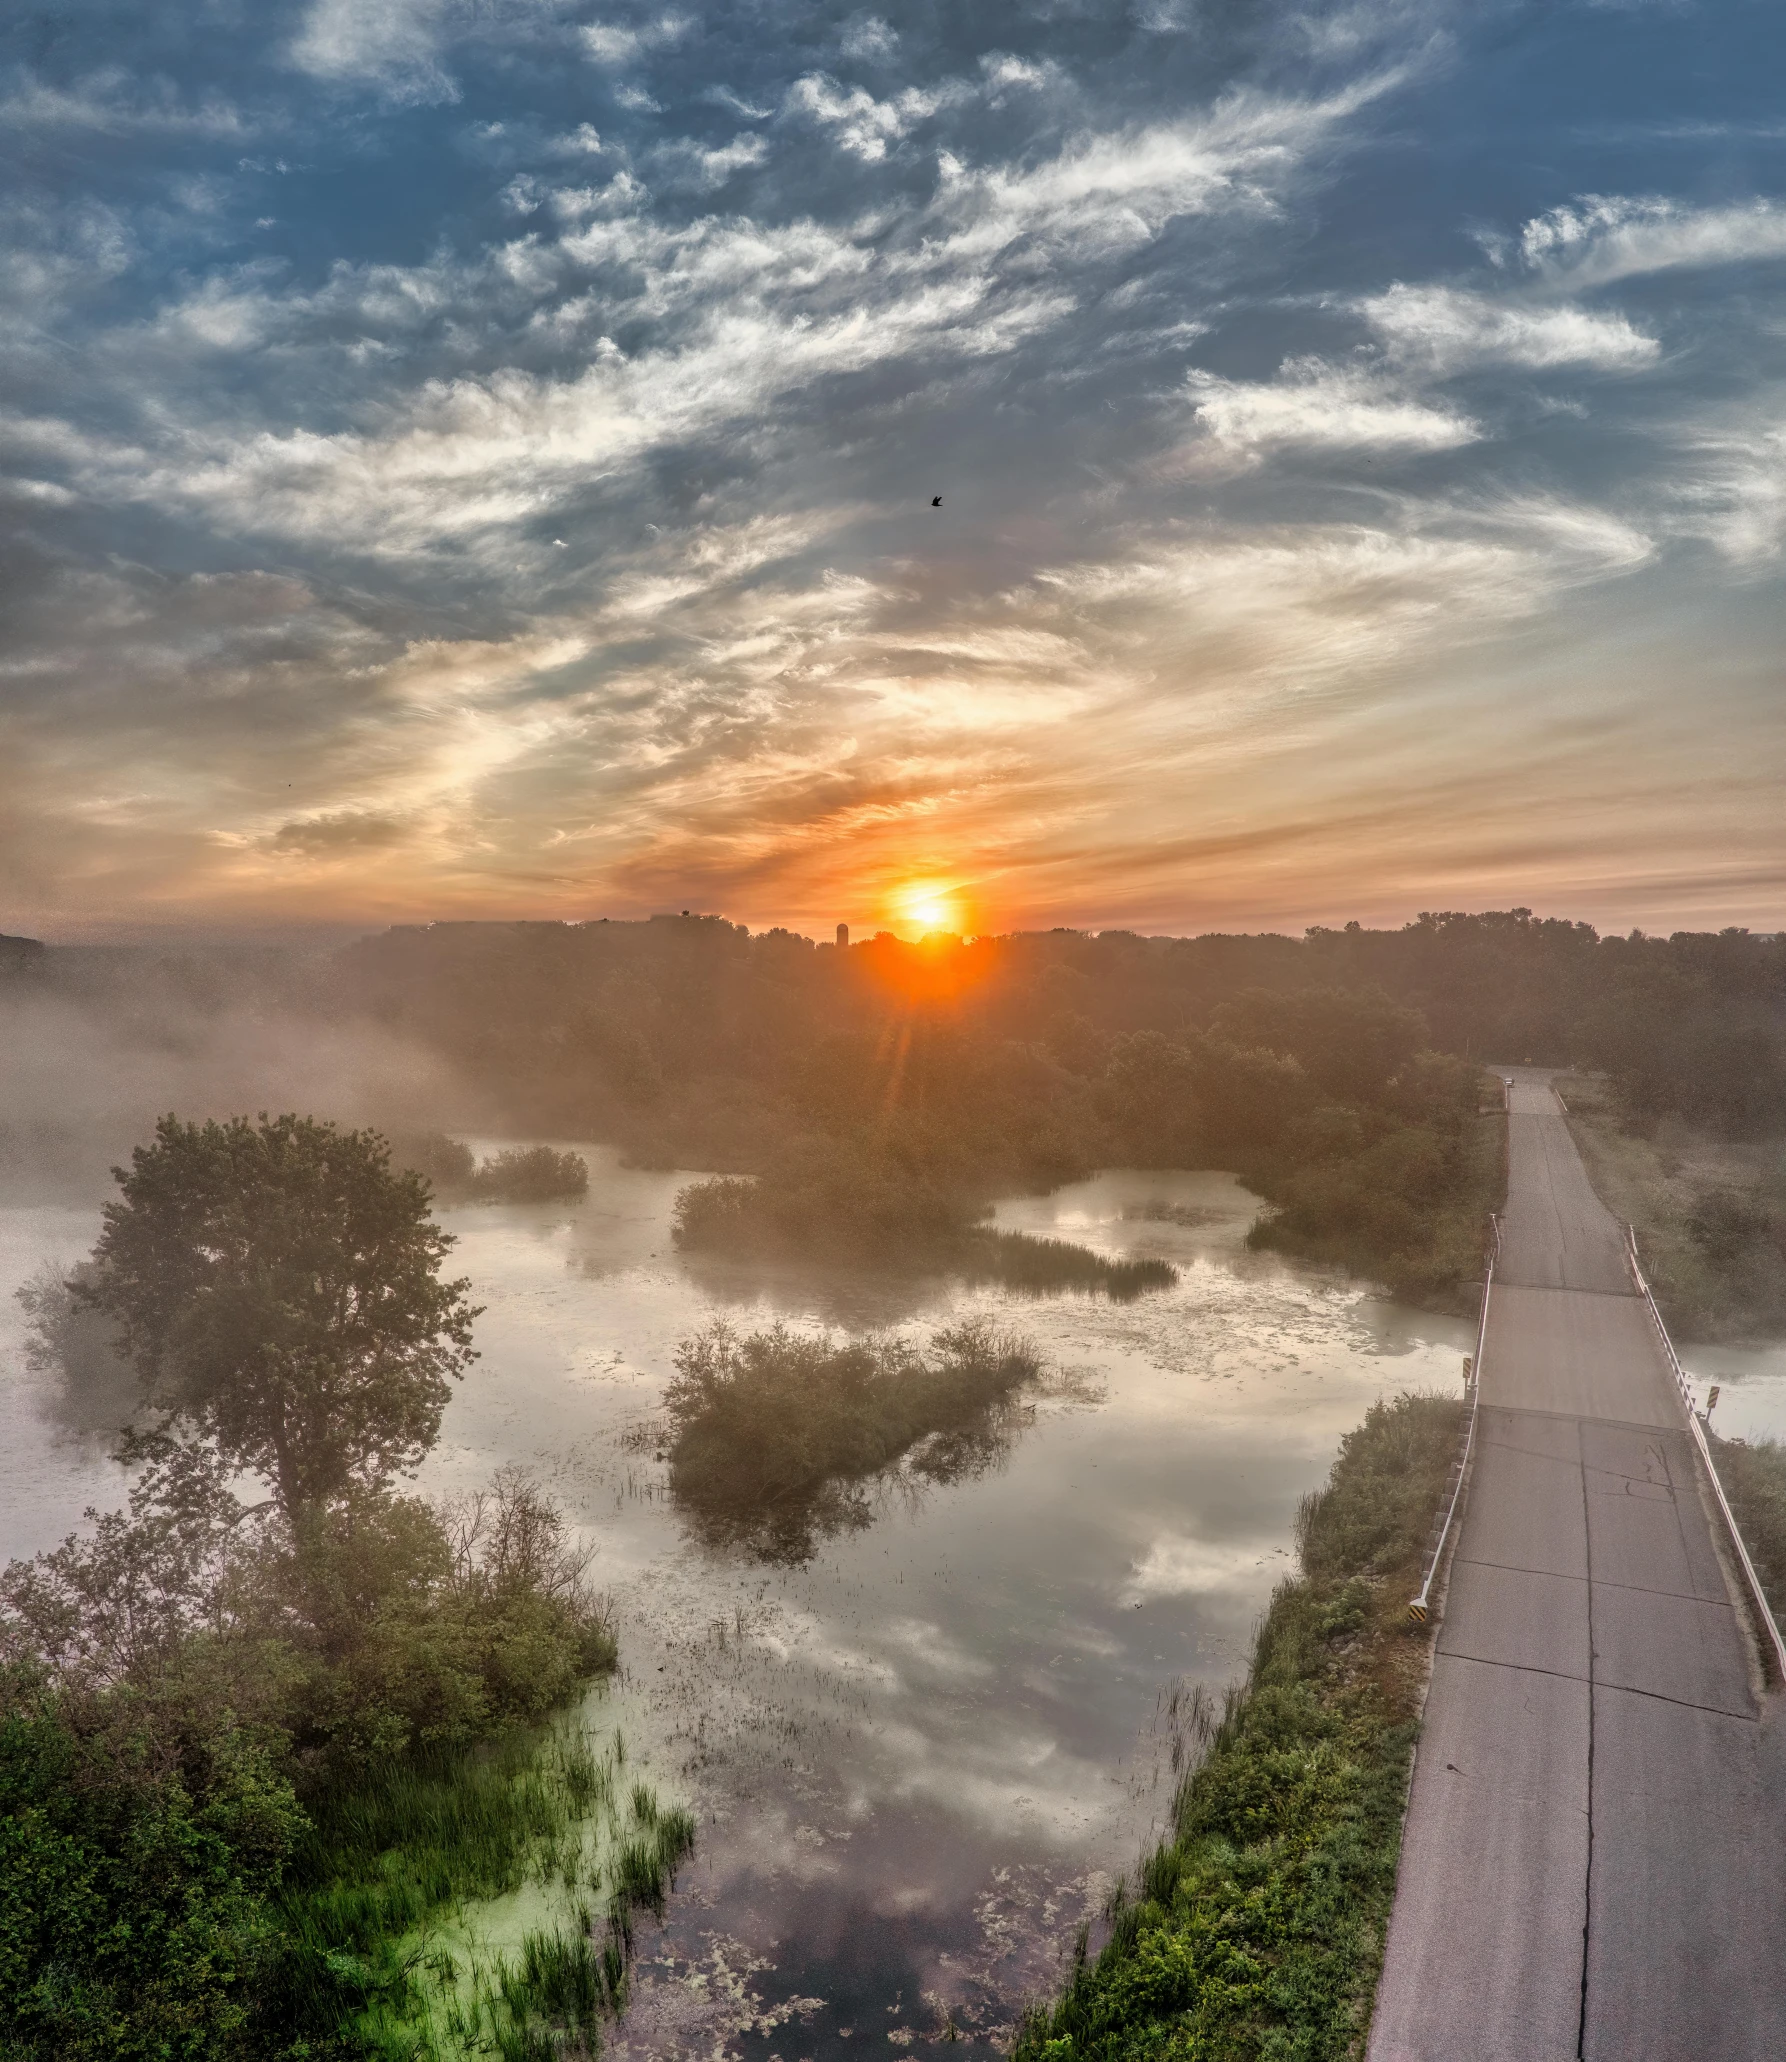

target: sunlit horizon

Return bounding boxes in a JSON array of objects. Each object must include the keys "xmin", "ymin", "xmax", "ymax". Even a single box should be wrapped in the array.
[{"xmin": 5, "ymin": 4, "xmax": 1783, "ymax": 945}]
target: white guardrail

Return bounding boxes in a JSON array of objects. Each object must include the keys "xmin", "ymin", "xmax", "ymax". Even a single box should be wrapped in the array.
[
  {"xmin": 1624, "ymin": 1224, "xmax": 1786, "ymax": 1685},
  {"xmin": 1407, "ymin": 1212, "xmax": 1501, "ymax": 1625}
]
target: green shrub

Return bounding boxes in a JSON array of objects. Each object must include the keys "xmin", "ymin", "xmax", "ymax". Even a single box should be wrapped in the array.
[
  {"xmin": 467, "ymin": 1147, "xmax": 588, "ymax": 1204},
  {"xmin": 664, "ymin": 1317, "xmax": 1044, "ymax": 1557}
]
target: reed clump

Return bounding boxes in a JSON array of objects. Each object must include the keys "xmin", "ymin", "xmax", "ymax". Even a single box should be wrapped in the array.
[{"xmin": 956, "ymin": 1227, "xmax": 1175, "ymax": 1300}]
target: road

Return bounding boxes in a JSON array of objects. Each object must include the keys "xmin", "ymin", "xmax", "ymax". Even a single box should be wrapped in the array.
[{"xmin": 1368, "ymin": 1072, "xmax": 1786, "ymax": 2061}]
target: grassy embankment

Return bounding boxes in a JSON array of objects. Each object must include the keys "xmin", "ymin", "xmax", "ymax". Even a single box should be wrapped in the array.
[
  {"xmin": 1554, "ymin": 1071, "xmax": 1786, "ymax": 1341},
  {"xmin": 1013, "ymin": 1392, "xmax": 1466, "ymax": 2062},
  {"xmin": 663, "ymin": 1317, "xmax": 1044, "ymax": 1558},
  {"xmin": 1245, "ymin": 1083, "xmax": 1508, "ymax": 1312}
]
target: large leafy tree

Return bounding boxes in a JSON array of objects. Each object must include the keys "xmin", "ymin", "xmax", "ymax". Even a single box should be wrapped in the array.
[{"xmin": 82, "ymin": 1114, "xmax": 479, "ymax": 1523}]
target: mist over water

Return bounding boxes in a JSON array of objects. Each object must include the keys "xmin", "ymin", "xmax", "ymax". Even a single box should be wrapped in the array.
[{"xmin": 0, "ymin": 965, "xmax": 466, "ymax": 1201}]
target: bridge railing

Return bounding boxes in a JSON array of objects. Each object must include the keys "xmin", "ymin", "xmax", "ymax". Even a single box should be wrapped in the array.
[
  {"xmin": 1407, "ymin": 1212, "xmax": 1501, "ymax": 1625},
  {"xmin": 1625, "ymin": 1223, "xmax": 1786, "ymax": 1686}
]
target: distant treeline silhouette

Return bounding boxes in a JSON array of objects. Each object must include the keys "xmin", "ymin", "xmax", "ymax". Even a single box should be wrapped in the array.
[{"xmin": 16, "ymin": 909, "xmax": 1782, "ymax": 1301}]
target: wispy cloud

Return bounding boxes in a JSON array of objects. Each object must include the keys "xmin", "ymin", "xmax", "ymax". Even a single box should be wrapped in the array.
[
  {"xmin": 7, "ymin": 0, "xmax": 1786, "ymax": 937},
  {"xmin": 1186, "ymin": 359, "xmax": 1479, "ymax": 459},
  {"xmin": 1516, "ymin": 195, "xmax": 1786, "ymax": 286},
  {"xmin": 1360, "ymin": 283, "xmax": 1660, "ymax": 372}
]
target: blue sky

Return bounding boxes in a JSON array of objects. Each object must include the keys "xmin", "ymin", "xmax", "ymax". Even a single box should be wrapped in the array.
[{"xmin": 3, "ymin": 0, "xmax": 1783, "ymax": 939}]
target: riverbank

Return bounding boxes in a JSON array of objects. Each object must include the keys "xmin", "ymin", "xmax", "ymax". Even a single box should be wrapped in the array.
[
  {"xmin": 1245, "ymin": 1096, "xmax": 1507, "ymax": 1314},
  {"xmin": 1556, "ymin": 1072, "xmax": 1786, "ymax": 1341},
  {"xmin": 1012, "ymin": 1391, "xmax": 1464, "ymax": 2062}
]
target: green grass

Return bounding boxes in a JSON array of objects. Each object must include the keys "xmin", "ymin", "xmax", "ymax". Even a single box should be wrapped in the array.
[
  {"xmin": 662, "ymin": 1317, "xmax": 1044, "ymax": 1559},
  {"xmin": 1012, "ymin": 1392, "xmax": 1466, "ymax": 2062},
  {"xmin": 266, "ymin": 1722, "xmax": 694, "ymax": 2059}
]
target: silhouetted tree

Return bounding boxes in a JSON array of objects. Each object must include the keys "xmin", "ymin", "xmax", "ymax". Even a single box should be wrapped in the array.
[{"xmin": 80, "ymin": 1114, "xmax": 479, "ymax": 1523}]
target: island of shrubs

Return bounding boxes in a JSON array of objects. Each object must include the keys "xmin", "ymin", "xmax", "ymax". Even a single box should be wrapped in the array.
[
  {"xmin": 397, "ymin": 1133, "xmax": 590, "ymax": 1204},
  {"xmin": 671, "ymin": 1140, "xmax": 1174, "ymax": 1301},
  {"xmin": 662, "ymin": 1316, "xmax": 1045, "ymax": 1558}
]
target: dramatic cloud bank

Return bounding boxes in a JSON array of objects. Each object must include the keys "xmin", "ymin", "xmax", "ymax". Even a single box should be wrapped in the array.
[{"xmin": 3, "ymin": 0, "xmax": 1784, "ymax": 938}]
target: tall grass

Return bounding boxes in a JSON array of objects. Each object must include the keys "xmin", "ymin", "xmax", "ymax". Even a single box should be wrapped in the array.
[
  {"xmin": 956, "ymin": 1228, "xmax": 1176, "ymax": 1300},
  {"xmin": 268, "ymin": 1721, "xmax": 695, "ymax": 2059},
  {"xmin": 1012, "ymin": 1392, "xmax": 1465, "ymax": 2062}
]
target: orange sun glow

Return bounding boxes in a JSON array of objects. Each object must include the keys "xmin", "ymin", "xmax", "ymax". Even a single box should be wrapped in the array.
[{"xmin": 892, "ymin": 885, "xmax": 964, "ymax": 935}]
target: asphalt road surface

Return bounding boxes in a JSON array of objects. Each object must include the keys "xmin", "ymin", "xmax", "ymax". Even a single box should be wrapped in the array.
[{"xmin": 1368, "ymin": 1072, "xmax": 1786, "ymax": 2061}]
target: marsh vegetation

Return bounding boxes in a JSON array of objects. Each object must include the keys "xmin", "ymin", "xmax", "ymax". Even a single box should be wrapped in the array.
[
  {"xmin": 0, "ymin": 1113, "xmax": 653, "ymax": 2061},
  {"xmin": 671, "ymin": 1149, "xmax": 1174, "ymax": 1301},
  {"xmin": 662, "ymin": 1317, "xmax": 1045, "ymax": 1559}
]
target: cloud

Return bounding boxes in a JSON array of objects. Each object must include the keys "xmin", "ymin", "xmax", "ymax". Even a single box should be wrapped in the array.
[
  {"xmin": 290, "ymin": 0, "xmax": 461, "ymax": 101},
  {"xmin": 268, "ymin": 811, "xmax": 410, "ymax": 855},
  {"xmin": 0, "ymin": 70, "xmax": 246, "ymax": 136},
  {"xmin": 786, "ymin": 73, "xmax": 959, "ymax": 161},
  {"xmin": 839, "ymin": 16, "xmax": 899, "ymax": 63},
  {"xmin": 1186, "ymin": 359, "xmax": 1479, "ymax": 460},
  {"xmin": 580, "ymin": 15, "xmax": 688, "ymax": 67},
  {"xmin": 1360, "ymin": 283, "xmax": 1660, "ymax": 372},
  {"xmin": 1517, "ymin": 195, "xmax": 1786, "ymax": 287},
  {"xmin": 32, "ymin": 84, "xmax": 1369, "ymax": 554},
  {"xmin": 10, "ymin": 0, "xmax": 1786, "ymax": 942}
]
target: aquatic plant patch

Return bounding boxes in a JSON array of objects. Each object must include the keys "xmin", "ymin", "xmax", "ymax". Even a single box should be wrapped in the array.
[
  {"xmin": 671, "ymin": 1153, "xmax": 1176, "ymax": 1301},
  {"xmin": 273, "ymin": 1719, "xmax": 695, "ymax": 2059}
]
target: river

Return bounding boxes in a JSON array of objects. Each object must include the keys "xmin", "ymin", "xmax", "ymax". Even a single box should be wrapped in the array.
[{"xmin": 15, "ymin": 1148, "xmax": 1775, "ymax": 2055}]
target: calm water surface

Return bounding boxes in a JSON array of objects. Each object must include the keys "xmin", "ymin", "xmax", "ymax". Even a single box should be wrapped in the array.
[{"xmin": 20, "ymin": 1150, "xmax": 1723, "ymax": 2054}]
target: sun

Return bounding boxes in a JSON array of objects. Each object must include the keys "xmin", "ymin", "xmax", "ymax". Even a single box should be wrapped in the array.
[{"xmin": 893, "ymin": 883, "xmax": 963, "ymax": 935}]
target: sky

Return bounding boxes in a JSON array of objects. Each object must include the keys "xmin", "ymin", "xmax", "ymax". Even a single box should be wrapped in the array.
[{"xmin": 3, "ymin": 0, "xmax": 1784, "ymax": 944}]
